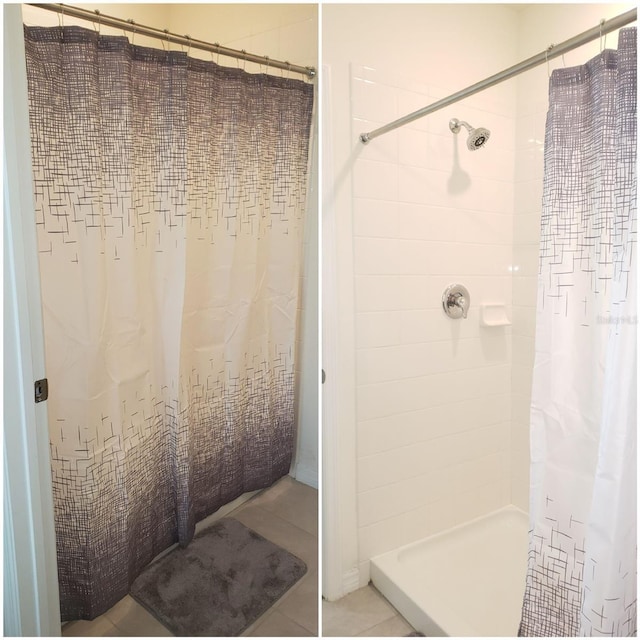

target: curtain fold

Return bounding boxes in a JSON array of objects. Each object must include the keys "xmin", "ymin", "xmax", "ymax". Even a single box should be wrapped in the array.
[
  {"xmin": 519, "ymin": 28, "xmax": 636, "ymax": 637},
  {"xmin": 24, "ymin": 25, "xmax": 313, "ymax": 621}
]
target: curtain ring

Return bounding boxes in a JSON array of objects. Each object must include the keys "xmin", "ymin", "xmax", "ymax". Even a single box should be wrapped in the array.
[
  {"xmin": 163, "ymin": 28, "xmax": 170, "ymax": 51},
  {"xmin": 241, "ymin": 49, "xmax": 247, "ymax": 71},
  {"xmin": 599, "ymin": 18, "xmax": 605, "ymax": 52}
]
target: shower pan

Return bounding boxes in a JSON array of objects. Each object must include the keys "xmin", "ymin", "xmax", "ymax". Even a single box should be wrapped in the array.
[{"xmin": 371, "ymin": 507, "xmax": 529, "ymax": 636}]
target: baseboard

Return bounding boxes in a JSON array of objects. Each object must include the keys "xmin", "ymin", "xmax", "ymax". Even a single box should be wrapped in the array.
[
  {"xmin": 343, "ymin": 567, "xmax": 361, "ymax": 595},
  {"xmin": 291, "ymin": 464, "xmax": 318, "ymax": 489}
]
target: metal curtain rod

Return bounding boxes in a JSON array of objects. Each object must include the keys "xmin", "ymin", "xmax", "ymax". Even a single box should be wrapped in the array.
[
  {"xmin": 28, "ymin": 3, "xmax": 316, "ymax": 79},
  {"xmin": 360, "ymin": 8, "xmax": 636, "ymax": 143}
]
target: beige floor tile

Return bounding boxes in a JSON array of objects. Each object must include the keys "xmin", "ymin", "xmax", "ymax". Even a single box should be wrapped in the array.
[
  {"xmin": 103, "ymin": 595, "xmax": 173, "ymax": 636},
  {"xmin": 247, "ymin": 477, "xmax": 318, "ymax": 536},
  {"xmin": 244, "ymin": 609, "xmax": 315, "ymax": 637},
  {"xmin": 276, "ymin": 569, "xmax": 319, "ymax": 634},
  {"xmin": 232, "ymin": 504, "xmax": 318, "ymax": 573},
  {"xmin": 357, "ymin": 613, "xmax": 415, "ymax": 637},
  {"xmin": 62, "ymin": 616, "xmax": 121, "ymax": 637},
  {"xmin": 322, "ymin": 585, "xmax": 399, "ymax": 637}
]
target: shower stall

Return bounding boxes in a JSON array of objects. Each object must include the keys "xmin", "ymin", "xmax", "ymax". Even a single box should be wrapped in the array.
[{"xmin": 322, "ymin": 3, "xmax": 636, "ymax": 636}]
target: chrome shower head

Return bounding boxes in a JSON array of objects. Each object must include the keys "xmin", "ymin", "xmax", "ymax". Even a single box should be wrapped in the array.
[{"xmin": 449, "ymin": 118, "xmax": 491, "ymax": 151}]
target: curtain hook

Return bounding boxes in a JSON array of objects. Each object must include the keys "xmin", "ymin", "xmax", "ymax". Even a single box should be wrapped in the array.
[
  {"xmin": 185, "ymin": 35, "xmax": 192, "ymax": 57},
  {"xmin": 94, "ymin": 9, "xmax": 101, "ymax": 35},
  {"xmin": 127, "ymin": 19, "xmax": 136, "ymax": 45},
  {"xmin": 599, "ymin": 18, "xmax": 605, "ymax": 52},
  {"xmin": 264, "ymin": 55, "xmax": 270, "ymax": 74},
  {"xmin": 286, "ymin": 61, "xmax": 291, "ymax": 79},
  {"xmin": 164, "ymin": 28, "xmax": 170, "ymax": 52},
  {"xmin": 214, "ymin": 43, "xmax": 220, "ymax": 65},
  {"xmin": 545, "ymin": 44, "xmax": 554, "ymax": 78},
  {"xmin": 241, "ymin": 49, "xmax": 247, "ymax": 71}
]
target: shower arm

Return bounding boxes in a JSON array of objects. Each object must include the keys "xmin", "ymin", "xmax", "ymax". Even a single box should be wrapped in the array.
[
  {"xmin": 27, "ymin": 3, "xmax": 317, "ymax": 79},
  {"xmin": 360, "ymin": 8, "xmax": 636, "ymax": 144}
]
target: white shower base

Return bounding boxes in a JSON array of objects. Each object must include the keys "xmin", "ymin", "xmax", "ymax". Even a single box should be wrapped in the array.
[{"xmin": 370, "ymin": 506, "xmax": 529, "ymax": 637}]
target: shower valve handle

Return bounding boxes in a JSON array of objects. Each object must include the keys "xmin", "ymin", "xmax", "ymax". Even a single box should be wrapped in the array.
[{"xmin": 442, "ymin": 284, "xmax": 470, "ymax": 320}]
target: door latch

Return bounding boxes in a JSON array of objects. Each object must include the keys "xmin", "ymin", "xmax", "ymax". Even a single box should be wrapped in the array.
[{"xmin": 34, "ymin": 378, "xmax": 48, "ymax": 403}]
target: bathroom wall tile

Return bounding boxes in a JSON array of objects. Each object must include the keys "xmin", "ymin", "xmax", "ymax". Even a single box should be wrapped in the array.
[
  {"xmin": 512, "ymin": 243, "xmax": 540, "ymax": 278},
  {"xmin": 354, "ymin": 237, "xmax": 407, "ymax": 275},
  {"xmin": 512, "ymin": 334, "xmax": 535, "ymax": 367},
  {"xmin": 454, "ymin": 210, "xmax": 513, "ymax": 246},
  {"xmin": 400, "ymin": 307, "xmax": 481, "ymax": 343},
  {"xmin": 425, "ymin": 496, "xmax": 458, "ymax": 534},
  {"xmin": 353, "ymin": 198, "xmax": 400, "ymax": 238},
  {"xmin": 515, "ymin": 145, "xmax": 544, "ymax": 183},
  {"xmin": 353, "ymin": 159, "xmax": 398, "ymax": 201},
  {"xmin": 356, "ymin": 311, "xmax": 402, "ymax": 348},
  {"xmin": 358, "ymin": 476, "xmax": 428, "ymax": 527},
  {"xmin": 514, "ymin": 179, "xmax": 544, "ymax": 215},
  {"xmin": 453, "ymin": 480, "xmax": 507, "ymax": 526},
  {"xmin": 351, "ymin": 78, "xmax": 398, "ymax": 122},
  {"xmin": 356, "ymin": 334, "xmax": 511, "ymax": 386},
  {"xmin": 356, "ymin": 392, "xmax": 511, "ymax": 457},
  {"xmin": 358, "ymin": 514, "xmax": 409, "ymax": 565},
  {"xmin": 396, "ymin": 203, "xmax": 459, "ymax": 242},
  {"xmin": 512, "ymin": 363, "xmax": 534, "ymax": 397},
  {"xmin": 357, "ymin": 364, "xmax": 510, "ymax": 421},
  {"xmin": 513, "ymin": 212, "xmax": 542, "ymax": 245},
  {"xmin": 512, "ymin": 391, "xmax": 533, "ymax": 426},
  {"xmin": 512, "ymin": 276, "xmax": 538, "ymax": 307},
  {"xmin": 397, "ymin": 165, "xmax": 438, "ymax": 205},
  {"xmin": 511, "ymin": 420, "xmax": 530, "ymax": 456},
  {"xmin": 355, "ymin": 275, "xmax": 432, "ymax": 312},
  {"xmin": 398, "ymin": 128, "xmax": 430, "ymax": 168}
]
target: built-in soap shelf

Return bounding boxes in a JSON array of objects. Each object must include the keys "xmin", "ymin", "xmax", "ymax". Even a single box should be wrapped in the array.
[{"xmin": 480, "ymin": 304, "xmax": 511, "ymax": 327}]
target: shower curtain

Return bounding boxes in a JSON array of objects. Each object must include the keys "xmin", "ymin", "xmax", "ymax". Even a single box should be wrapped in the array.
[
  {"xmin": 520, "ymin": 28, "xmax": 636, "ymax": 637},
  {"xmin": 24, "ymin": 25, "xmax": 314, "ymax": 620}
]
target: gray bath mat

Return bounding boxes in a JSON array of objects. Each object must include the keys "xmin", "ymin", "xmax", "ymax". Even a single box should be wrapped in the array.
[{"xmin": 130, "ymin": 517, "xmax": 307, "ymax": 636}]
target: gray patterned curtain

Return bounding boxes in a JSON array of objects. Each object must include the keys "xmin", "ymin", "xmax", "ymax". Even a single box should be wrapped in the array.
[
  {"xmin": 24, "ymin": 25, "xmax": 313, "ymax": 621},
  {"xmin": 519, "ymin": 27, "xmax": 636, "ymax": 636}
]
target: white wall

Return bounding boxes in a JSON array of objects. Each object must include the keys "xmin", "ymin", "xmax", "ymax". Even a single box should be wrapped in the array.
[
  {"xmin": 510, "ymin": 2, "xmax": 635, "ymax": 511},
  {"xmin": 20, "ymin": 3, "xmax": 319, "ymax": 487}
]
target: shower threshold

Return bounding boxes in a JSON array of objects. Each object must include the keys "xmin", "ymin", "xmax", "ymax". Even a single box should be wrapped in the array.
[{"xmin": 370, "ymin": 505, "xmax": 529, "ymax": 637}]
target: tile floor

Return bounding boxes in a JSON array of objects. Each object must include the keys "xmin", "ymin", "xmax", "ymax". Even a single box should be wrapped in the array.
[
  {"xmin": 323, "ymin": 584, "xmax": 417, "ymax": 637},
  {"xmin": 62, "ymin": 475, "xmax": 318, "ymax": 637}
]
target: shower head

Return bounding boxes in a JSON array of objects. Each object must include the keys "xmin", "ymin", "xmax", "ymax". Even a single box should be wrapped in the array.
[{"xmin": 449, "ymin": 118, "xmax": 491, "ymax": 151}]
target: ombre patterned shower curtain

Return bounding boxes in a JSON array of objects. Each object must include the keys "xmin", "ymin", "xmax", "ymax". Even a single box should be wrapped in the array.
[
  {"xmin": 24, "ymin": 25, "xmax": 313, "ymax": 620},
  {"xmin": 520, "ymin": 28, "xmax": 636, "ymax": 637}
]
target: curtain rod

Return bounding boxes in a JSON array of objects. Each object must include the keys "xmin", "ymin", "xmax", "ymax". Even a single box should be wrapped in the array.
[
  {"xmin": 27, "ymin": 3, "xmax": 316, "ymax": 79},
  {"xmin": 360, "ymin": 8, "xmax": 636, "ymax": 143}
]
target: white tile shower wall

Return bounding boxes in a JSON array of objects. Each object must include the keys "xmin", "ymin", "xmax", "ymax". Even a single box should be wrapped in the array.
[
  {"xmin": 351, "ymin": 56, "xmax": 516, "ymax": 581},
  {"xmin": 510, "ymin": 2, "xmax": 635, "ymax": 512}
]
